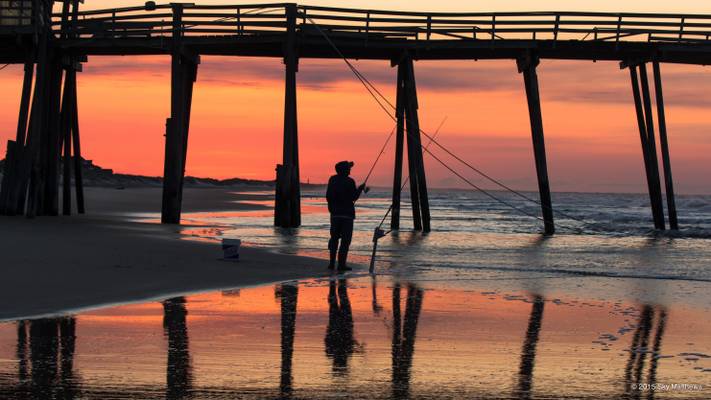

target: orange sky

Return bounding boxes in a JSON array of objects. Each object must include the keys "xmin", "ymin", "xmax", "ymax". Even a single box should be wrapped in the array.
[{"xmin": 1, "ymin": 1, "xmax": 710, "ymax": 194}]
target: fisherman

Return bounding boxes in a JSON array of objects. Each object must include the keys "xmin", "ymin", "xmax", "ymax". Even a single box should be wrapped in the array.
[{"xmin": 326, "ymin": 161, "xmax": 368, "ymax": 271}]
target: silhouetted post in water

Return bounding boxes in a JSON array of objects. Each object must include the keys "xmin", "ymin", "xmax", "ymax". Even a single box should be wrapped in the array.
[
  {"xmin": 652, "ymin": 62, "xmax": 678, "ymax": 230},
  {"xmin": 276, "ymin": 284, "xmax": 298, "ymax": 398},
  {"xmin": 648, "ymin": 307, "xmax": 667, "ymax": 392},
  {"xmin": 390, "ymin": 55, "xmax": 431, "ymax": 232},
  {"xmin": 275, "ymin": 3, "xmax": 301, "ymax": 228},
  {"xmin": 325, "ymin": 279, "xmax": 356, "ymax": 375},
  {"xmin": 162, "ymin": 3, "xmax": 200, "ymax": 224},
  {"xmin": 58, "ymin": 317, "xmax": 79, "ymax": 399},
  {"xmin": 390, "ymin": 61, "xmax": 406, "ymax": 231},
  {"xmin": 627, "ymin": 63, "xmax": 666, "ymax": 230},
  {"xmin": 16, "ymin": 321, "xmax": 29, "ymax": 391},
  {"xmin": 517, "ymin": 53, "xmax": 554, "ymax": 235},
  {"xmin": 392, "ymin": 284, "xmax": 424, "ymax": 399},
  {"xmin": 639, "ymin": 64, "xmax": 666, "ymax": 230},
  {"xmin": 514, "ymin": 294, "xmax": 545, "ymax": 400},
  {"xmin": 29, "ymin": 319, "xmax": 59, "ymax": 398},
  {"xmin": 623, "ymin": 305, "xmax": 656, "ymax": 399},
  {"xmin": 163, "ymin": 297, "xmax": 192, "ymax": 399}
]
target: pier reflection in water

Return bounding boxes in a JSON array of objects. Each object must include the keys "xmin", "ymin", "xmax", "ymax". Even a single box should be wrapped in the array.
[
  {"xmin": 2, "ymin": 318, "xmax": 80, "ymax": 399},
  {"xmin": 0, "ymin": 277, "xmax": 708, "ymax": 399},
  {"xmin": 163, "ymin": 297, "xmax": 192, "ymax": 399}
]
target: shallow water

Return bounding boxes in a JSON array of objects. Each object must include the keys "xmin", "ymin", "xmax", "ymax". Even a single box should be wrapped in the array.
[
  {"xmin": 0, "ymin": 276, "xmax": 709, "ymax": 399},
  {"xmin": 2, "ymin": 188, "xmax": 710, "ymax": 398}
]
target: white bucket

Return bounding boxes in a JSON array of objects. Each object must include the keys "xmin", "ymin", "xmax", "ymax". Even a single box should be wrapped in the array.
[{"xmin": 221, "ymin": 238, "xmax": 241, "ymax": 261}]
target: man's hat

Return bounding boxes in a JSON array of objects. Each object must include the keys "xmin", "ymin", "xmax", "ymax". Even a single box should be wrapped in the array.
[{"xmin": 335, "ymin": 160, "xmax": 354, "ymax": 171}]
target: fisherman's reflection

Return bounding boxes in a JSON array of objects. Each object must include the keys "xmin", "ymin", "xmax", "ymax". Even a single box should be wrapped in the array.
[
  {"xmin": 623, "ymin": 304, "xmax": 667, "ymax": 400},
  {"xmin": 325, "ymin": 278, "xmax": 357, "ymax": 376},
  {"xmin": 514, "ymin": 294, "xmax": 545, "ymax": 400},
  {"xmin": 275, "ymin": 284, "xmax": 299, "ymax": 399},
  {"xmin": 391, "ymin": 283, "xmax": 424, "ymax": 399},
  {"xmin": 163, "ymin": 297, "xmax": 192, "ymax": 400},
  {"xmin": 14, "ymin": 317, "xmax": 79, "ymax": 399}
]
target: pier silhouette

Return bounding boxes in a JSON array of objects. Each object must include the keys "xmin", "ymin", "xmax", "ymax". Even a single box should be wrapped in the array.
[{"xmin": 2, "ymin": 2, "xmax": 706, "ymax": 232}]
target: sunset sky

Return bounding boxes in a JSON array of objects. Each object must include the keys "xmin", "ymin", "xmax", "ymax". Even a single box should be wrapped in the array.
[{"xmin": 1, "ymin": 1, "xmax": 710, "ymax": 194}]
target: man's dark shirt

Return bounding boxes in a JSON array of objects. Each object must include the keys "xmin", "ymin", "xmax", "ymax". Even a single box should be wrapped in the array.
[{"xmin": 326, "ymin": 174, "xmax": 363, "ymax": 219}]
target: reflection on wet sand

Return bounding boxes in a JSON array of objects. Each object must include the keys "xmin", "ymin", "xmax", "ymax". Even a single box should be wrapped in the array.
[
  {"xmin": 325, "ymin": 279, "xmax": 357, "ymax": 376},
  {"xmin": 276, "ymin": 283, "xmax": 298, "ymax": 399},
  {"xmin": 163, "ymin": 297, "xmax": 192, "ymax": 399},
  {"xmin": 514, "ymin": 294, "xmax": 545, "ymax": 400},
  {"xmin": 10, "ymin": 318, "xmax": 80, "ymax": 399},
  {"xmin": 391, "ymin": 283, "xmax": 425, "ymax": 399},
  {"xmin": 623, "ymin": 304, "xmax": 668, "ymax": 400}
]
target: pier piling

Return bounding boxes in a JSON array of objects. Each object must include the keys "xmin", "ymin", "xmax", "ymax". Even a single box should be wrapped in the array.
[
  {"xmin": 390, "ymin": 61, "xmax": 406, "ymax": 231},
  {"xmin": 652, "ymin": 61, "xmax": 678, "ymax": 230},
  {"xmin": 628, "ymin": 63, "xmax": 666, "ymax": 230},
  {"xmin": 390, "ymin": 56, "xmax": 431, "ymax": 232},
  {"xmin": 639, "ymin": 63, "xmax": 666, "ymax": 230},
  {"xmin": 161, "ymin": 4, "xmax": 199, "ymax": 224},
  {"xmin": 275, "ymin": 3, "xmax": 301, "ymax": 228},
  {"xmin": 518, "ymin": 54, "xmax": 555, "ymax": 235}
]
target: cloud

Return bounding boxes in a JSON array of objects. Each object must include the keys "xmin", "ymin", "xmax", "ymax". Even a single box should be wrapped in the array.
[{"xmin": 79, "ymin": 56, "xmax": 711, "ymax": 107}]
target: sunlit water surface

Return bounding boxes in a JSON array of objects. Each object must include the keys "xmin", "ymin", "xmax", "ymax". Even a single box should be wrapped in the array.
[{"xmin": 1, "ymin": 189, "xmax": 710, "ymax": 399}]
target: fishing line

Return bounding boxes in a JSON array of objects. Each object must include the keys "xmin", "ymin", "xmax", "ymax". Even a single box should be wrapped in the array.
[
  {"xmin": 363, "ymin": 125, "xmax": 396, "ymax": 185},
  {"xmin": 0, "ymin": 64, "xmax": 10, "ymax": 72},
  {"xmin": 305, "ymin": 15, "xmax": 601, "ymax": 232}
]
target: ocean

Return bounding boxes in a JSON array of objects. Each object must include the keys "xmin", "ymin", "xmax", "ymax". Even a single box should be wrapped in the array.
[{"xmin": 181, "ymin": 188, "xmax": 711, "ymax": 287}]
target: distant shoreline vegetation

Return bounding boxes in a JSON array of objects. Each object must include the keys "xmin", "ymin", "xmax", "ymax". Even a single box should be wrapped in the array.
[{"xmin": 0, "ymin": 157, "xmax": 324, "ymax": 189}]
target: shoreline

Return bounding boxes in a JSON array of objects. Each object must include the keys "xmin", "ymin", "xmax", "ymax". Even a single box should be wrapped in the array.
[{"xmin": 0, "ymin": 187, "xmax": 329, "ymax": 321}]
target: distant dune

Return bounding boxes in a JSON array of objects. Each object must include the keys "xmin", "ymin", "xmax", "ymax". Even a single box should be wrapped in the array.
[{"xmin": 0, "ymin": 157, "xmax": 323, "ymax": 189}]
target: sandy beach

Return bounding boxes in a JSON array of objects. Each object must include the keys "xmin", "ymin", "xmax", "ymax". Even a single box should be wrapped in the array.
[{"xmin": 0, "ymin": 187, "xmax": 326, "ymax": 321}]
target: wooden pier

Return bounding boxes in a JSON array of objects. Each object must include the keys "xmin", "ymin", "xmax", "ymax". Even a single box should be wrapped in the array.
[{"xmin": 3, "ymin": 1, "xmax": 710, "ymax": 232}]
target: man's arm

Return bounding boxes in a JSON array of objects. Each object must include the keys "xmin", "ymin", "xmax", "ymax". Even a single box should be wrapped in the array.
[
  {"xmin": 326, "ymin": 177, "xmax": 336, "ymax": 213},
  {"xmin": 353, "ymin": 180, "xmax": 365, "ymax": 202}
]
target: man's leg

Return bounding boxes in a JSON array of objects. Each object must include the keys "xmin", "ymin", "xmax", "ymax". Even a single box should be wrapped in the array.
[
  {"xmin": 337, "ymin": 218, "xmax": 354, "ymax": 270},
  {"xmin": 328, "ymin": 217, "xmax": 341, "ymax": 269}
]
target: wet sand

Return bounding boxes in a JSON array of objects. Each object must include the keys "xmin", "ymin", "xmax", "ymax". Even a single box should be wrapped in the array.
[
  {"xmin": 0, "ymin": 278, "xmax": 709, "ymax": 399},
  {"xmin": 0, "ymin": 187, "xmax": 328, "ymax": 321}
]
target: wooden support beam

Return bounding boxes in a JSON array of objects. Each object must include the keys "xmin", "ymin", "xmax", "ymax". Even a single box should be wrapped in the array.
[
  {"xmin": 639, "ymin": 63, "xmax": 666, "ymax": 230},
  {"xmin": 60, "ymin": 70, "xmax": 74, "ymax": 216},
  {"xmin": 517, "ymin": 54, "xmax": 555, "ymax": 235},
  {"xmin": 71, "ymin": 72, "xmax": 85, "ymax": 214},
  {"xmin": 25, "ymin": 34, "xmax": 52, "ymax": 218},
  {"xmin": 0, "ymin": 141, "xmax": 18, "ymax": 215},
  {"xmin": 16, "ymin": 62, "xmax": 34, "ymax": 146},
  {"xmin": 629, "ymin": 65, "xmax": 665, "ymax": 231},
  {"xmin": 161, "ymin": 4, "xmax": 199, "ymax": 224},
  {"xmin": 652, "ymin": 61, "xmax": 678, "ymax": 230},
  {"xmin": 390, "ymin": 61, "xmax": 406, "ymax": 231},
  {"xmin": 275, "ymin": 3, "xmax": 300, "ymax": 228},
  {"xmin": 41, "ymin": 60, "xmax": 64, "ymax": 216},
  {"xmin": 402, "ymin": 57, "xmax": 431, "ymax": 232},
  {"xmin": 0, "ymin": 62, "xmax": 32, "ymax": 215}
]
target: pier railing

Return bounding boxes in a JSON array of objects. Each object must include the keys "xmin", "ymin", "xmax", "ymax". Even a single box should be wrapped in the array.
[
  {"xmin": 50, "ymin": 3, "xmax": 711, "ymax": 45},
  {"xmin": 0, "ymin": 0, "xmax": 34, "ymax": 27}
]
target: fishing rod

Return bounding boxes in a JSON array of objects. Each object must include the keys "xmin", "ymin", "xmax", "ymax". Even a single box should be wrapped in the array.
[{"xmin": 369, "ymin": 116, "xmax": 447, "ymax": 273}]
